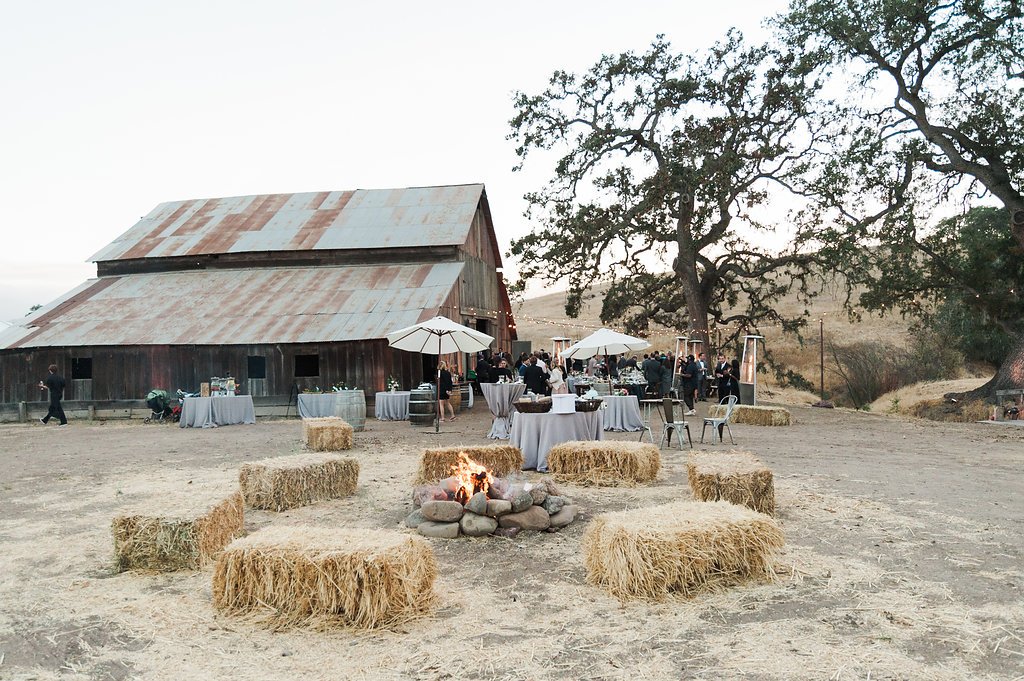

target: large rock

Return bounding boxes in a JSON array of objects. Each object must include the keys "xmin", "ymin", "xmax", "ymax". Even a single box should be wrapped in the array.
[
  {"xmin": 417, "ymin": 521, "xmax": 460, "ymax": 539},
  {"xmin": 528, "ymin": 484, "xmax": 548, "ymax": 506},
  {"xmin": 405, "ymin": 509, "xmax": 427, "ymax": 528},
  {"xmin": 498, "ymin": 505, "xmax": 551, "ymax": 531},
  {"xmin": 510, "ymin": 490, "xmax": 534, "ymax": 513},
  {"xmin": 459, "ymin": 512, "xmax": 498, "ymax": 537},
  {"xmin": 465, "ymin": 491, "xmax": 488, "ymax": 515},
  {"xmin": 549, "ymin": 505, "xmax": 577, "ymax": 528},
  {"xmin": 542, "ymin": 495, "xmax": 565, "ymax": 515},
  {"xmin": 421, "ymin": 500, "xmax": 464, "ymax": 523},
  {"xmin": 485, "ymin": 499, "xmax": 512, "ymax": 517},
  {"xmin": 487, "ymin": 478, "xmax": 509, "ymax": 500}
]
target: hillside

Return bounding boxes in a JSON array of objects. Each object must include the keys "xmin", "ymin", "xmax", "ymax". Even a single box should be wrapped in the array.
[{"xmin": 513, "ymin": 279, "xmax": 917, "ymax": 399}]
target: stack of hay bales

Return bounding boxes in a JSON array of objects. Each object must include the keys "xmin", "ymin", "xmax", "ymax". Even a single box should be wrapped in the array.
[
  {"xmin": 212, "ymin": 526, "xmax": 437, "ymax": 629},
  {"xmin": 414, "ymin": 444, "xmax": 523, "ymax": 483},
  {"xmin": 240, "ymin": 454, "xmax": 360, "ymax": 511},
  {"xmin": 112, "ymin": 487, "xmax": 244, "ymax": 571},
  {"xmin": 547, "ymin": 441, "xmax": 660, "ymax": 486},
  {"xmin": 303, "ymin": 417, "xmax": 355, "ymax": 451},
  {"xmin": 708, "ymin": 403, "xmax": 792, "ymax": 426},
  {"xmin": 583, "ymin": 500, "xmax": 783, "ymax": 601},
  {"xmin": 687, "ymin": 450, "xmax": 775, "ymax": 515}
]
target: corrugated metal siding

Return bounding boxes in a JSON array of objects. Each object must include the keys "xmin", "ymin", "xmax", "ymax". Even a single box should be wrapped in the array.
[
  {"xmin": 2, "ymin": 263, "xmax": 464, "ymax": 349},
  {"xmin": 89, "ymin": 184, "xmax": 484, "ymax": 262}
]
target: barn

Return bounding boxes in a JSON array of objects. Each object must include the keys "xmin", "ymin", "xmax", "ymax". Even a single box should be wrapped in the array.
[{"xmin": 0, "ymin": 184, "xmax": 516, "ymax": 417}]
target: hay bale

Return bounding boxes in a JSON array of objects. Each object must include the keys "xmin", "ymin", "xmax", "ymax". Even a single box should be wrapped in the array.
[
  {"xmin": 707, "ymin": 404, "xmax": 792, "ymax": 426},
  {"xmin": 547, "ymin": 441, "xmax": 660, "ymax": 486},
  {"xmin": 212, "ymin": 526, "xmax": 437, "ymax": 629},
  {"xmin": 583, "ymin": 500, "xmax": 784, "ymax": 601},
  {"xmin": 240, "ymin": 454, "xmax": 359, "ymax": 511},
  {"xmin": 303, "ymin": 417, "xmax": 354, "ymax": 451},
  {"xmin": 112, "ymin": 488, "xmax": 244, "ymax": 572},
  {"xmin": 687, "ymin": 450, "xmax": 775, "ymax": 515},
  {"xmin": 414, "ymin": 444, "xmax": 524, "ymax": 483}
]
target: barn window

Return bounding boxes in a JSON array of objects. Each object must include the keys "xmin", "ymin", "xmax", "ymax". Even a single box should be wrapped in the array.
[
  {"xmin": 71, "ymin": 357, "xmax": 92, "ymax": 380},
  {"xmin": 247, "ymin": 355, "xmax": 267, "ymax": 379},
  {"xmin": 294, "ymin": 354, "xmax": 320, "ymax": 377}
]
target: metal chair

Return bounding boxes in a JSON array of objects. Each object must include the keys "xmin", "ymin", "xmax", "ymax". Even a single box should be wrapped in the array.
[
  {"xmin": 660, "ymin": 397, "xmax": 692, "ymax": 450},
  {"xmin": 701, "ymin": 394, "xmax": 737, "ymax": 445}
]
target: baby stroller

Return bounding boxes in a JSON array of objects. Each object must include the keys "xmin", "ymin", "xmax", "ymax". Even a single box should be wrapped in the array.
[{"xmin": 145, "ymin": 389, "xmax": 173, "ymax": 423}]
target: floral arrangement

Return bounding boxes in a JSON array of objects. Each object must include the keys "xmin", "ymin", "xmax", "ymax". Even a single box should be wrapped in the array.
[
  {"xmin": 386, "ymin": 376, "xmax": 401, "ymax": 392},
  {"xmin": 332, "ymin": 382, "xmax": 360, "ymax": 392},
  {"xmin": 613, "ymin": 388, "xmax": 629, "ymax": 396},
  {"xmin": 617, "ymin": 368, "xmax": 647, "ymax": 385},
  {"xmin": 301, "ymin": 386, "xmax": 323, "ymax": 394}
]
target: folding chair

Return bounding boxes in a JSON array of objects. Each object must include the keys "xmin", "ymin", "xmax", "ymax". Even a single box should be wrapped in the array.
[
  {"xmin": 701, "ymin": 394, "xmax": 738, "ymax": 445},
  {"xmin": 660, "ymin": 397, "xmax": 692, "ymax": 450}
]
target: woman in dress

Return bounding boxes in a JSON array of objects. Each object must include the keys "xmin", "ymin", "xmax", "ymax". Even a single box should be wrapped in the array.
[
  {"xmin": 548, "ymin": 362, "xmax": 568, "ymax": 394},
  {"xmin": 437, "ymin": 360, "xmax": 457, "ymax": 422}
]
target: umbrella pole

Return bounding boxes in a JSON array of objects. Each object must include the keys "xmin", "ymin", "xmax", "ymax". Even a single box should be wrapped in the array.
[{"xmin": 436, "ymin": 333, "xmax": 441, "ymax": 433}]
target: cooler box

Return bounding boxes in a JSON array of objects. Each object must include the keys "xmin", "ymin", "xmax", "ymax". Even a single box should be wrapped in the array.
[{"xmin": 551, "ymin": 394, "xmax": 576, "ymax": 414}]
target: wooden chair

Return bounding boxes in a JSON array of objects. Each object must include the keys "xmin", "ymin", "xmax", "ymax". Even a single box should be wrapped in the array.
[{"xmin": 660, "ymin": 397, "xmax": 692, "ymax": 450}]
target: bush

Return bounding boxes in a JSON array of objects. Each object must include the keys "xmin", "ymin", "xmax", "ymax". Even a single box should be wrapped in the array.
[{"xmin": 828, "ymin": 331, "xmax": 963, "ymax": 408}]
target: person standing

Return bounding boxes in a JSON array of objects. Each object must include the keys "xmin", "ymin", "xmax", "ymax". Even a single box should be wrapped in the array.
[
  {"xmin": 522, "ymin": 355, "xmax": 550, "ymax": 395},
  {"xmin": 39, "ymin": 364, "xmax": 68, "ymax": 426},
  {"xmin": 697, "ymin": 352, "xmax": 708, "ymax": 401},
  {"xmin": 642, "ymin": 352, "xmax": 662, "ymax": 396},
  {"xmin": 681, "ymin": 355, "xmax": 699, "ymax": 415},
  {"xmin": 437, "ymin": 361, "xmax": 456, "ymax": 423}
]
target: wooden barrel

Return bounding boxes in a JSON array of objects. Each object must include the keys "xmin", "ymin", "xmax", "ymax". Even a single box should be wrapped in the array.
[
  {"xmin": 409, "ymin": 387, "xmax": 436, "ymax": 427},
  {"xmin": 334, "ymin": 390, "xmax": 366, "ymax": 432},
  {"xmin": 448, "ymin": 382, "xmax": 462, "ymax": 411}
]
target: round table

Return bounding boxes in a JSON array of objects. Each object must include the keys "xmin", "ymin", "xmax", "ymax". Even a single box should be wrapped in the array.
[
  {"xmin": 602, "ymin": 394, "xmax": 644, "ymax": 432},
  {"xmin": 375, "ymin": 391, "xmax": 411, "ymax": 420}
]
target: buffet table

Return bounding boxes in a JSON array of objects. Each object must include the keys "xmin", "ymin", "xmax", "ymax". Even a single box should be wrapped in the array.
[
  {"xmin": 481, "ymin": 383, "xmax": 526, "ymax": 439},
  {"xmin": 512, "ymin": 410, "xmax": 604, "ymax": 472},
  {"xmin": 180, "ymin": 395, "xmax": 256, "ymax": 428},
  {"xmin": 375, "ymin": 391, "xmax": 411, "ymax": 420},
  {"xmin": 297, "ymin": 393, "xmax": 337, "ymax": 419},
  {"xmin": 602, "ymin": 394, "xmax": 644, "ymax": 432}
]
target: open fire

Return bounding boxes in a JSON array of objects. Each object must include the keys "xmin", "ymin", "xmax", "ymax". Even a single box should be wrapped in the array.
[{"xmin": 450, "ymin": 453, "xmax": 491, "ymax": 504}]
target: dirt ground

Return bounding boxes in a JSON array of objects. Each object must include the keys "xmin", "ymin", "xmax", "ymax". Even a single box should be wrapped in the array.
[{"xmin": 1, "ymin": 402, "xmax": 1022, "ymax": 681}]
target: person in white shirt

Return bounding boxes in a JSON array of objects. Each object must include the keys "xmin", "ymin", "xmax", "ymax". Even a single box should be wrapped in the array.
[{"xmin": 548, "ymin": 364, "xmax": 568, "ymax": 394}]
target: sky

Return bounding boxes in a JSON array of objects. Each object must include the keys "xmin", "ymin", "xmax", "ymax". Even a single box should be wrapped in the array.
[{"xmin": 0, "ymin": 0, "xmax": 788, "ymax": 323}]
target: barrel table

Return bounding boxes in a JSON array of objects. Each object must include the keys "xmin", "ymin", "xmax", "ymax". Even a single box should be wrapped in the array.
[
  {"xmin": 334, "ymin": 389, "xmax": 366, "ymax": 431},
  {"xmin": 409, "ymin": 386, "xmax": 436, "ymax": 427}
]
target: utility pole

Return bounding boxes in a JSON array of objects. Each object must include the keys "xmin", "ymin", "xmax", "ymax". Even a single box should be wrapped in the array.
[{"xmin": 819, "ymin": 317, "xmax": 825, "ymax": 402}]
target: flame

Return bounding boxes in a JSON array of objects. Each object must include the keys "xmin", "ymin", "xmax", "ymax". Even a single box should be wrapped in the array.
[{"xmin": 450, "ymin": 453, "xmax": 491, "ymax": 504}]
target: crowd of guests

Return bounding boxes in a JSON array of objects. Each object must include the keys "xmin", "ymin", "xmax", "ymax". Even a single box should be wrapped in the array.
[{"xmin": 468, "ymin": 348, "xmax": 743, "ymax": 414}]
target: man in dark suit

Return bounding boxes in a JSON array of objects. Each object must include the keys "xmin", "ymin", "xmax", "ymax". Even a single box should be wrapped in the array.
[
  {"xmin": 642, "ymin": 352, "xmax": 662, "ymax": 395},
  {"xmin": 522, "ymin": 355, "xmax": 550, "ymax": 395},
  {"xmin": 39, "ymin": 364, "xmax": 68, "ymax": 426}
]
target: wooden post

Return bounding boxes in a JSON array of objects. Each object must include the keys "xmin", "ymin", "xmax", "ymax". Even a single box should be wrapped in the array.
[
  {"xmin": 819, "ymin": 317, "xmax": 825, "ymax": 402},
  {"xmin": 18, "ymin": 401, "xmax": 27, "ymax": 423},
  {"xmin": 88, "ymin": 405, "xmax": 96, "ymax": 422}
]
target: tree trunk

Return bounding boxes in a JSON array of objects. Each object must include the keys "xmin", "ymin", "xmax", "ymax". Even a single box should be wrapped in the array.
[
  {"xmin": 675, "ymin": 213, "xmax": 712, "ymax": 354},
  {"xmin": 961, "ymin": 331, "xmax": 1024, "ymax": 401}
]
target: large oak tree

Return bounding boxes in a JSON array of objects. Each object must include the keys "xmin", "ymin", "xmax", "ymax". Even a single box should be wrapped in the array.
[
  {"xmin": 783, "ymin": 0, "xmax": 1024, "ymax": 393},
  {"xmin": 508, "ymin": 33, "xmax": 831, "ymax": 350}
]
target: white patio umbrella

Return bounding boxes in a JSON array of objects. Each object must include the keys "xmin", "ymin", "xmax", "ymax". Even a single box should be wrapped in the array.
[
  {"xmin": 560, "ymin": 328, "xmax": 651, "ymax": 359},
  {"xmin": 386, "ymin": 316, "xmax": 494, "ymax": 432}
]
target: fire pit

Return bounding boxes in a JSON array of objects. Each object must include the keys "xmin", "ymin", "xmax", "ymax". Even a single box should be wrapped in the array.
[{"xmin": 406, "ymin": 453, "xmax": 578, "ymax": 539}]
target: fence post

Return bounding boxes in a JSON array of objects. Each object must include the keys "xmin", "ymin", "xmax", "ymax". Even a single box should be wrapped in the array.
[{"xmin": 18, "ymin": 401, "xmax": 27, "ymax": 423}]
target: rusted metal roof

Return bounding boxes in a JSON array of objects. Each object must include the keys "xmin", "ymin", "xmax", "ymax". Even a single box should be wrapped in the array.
[
  {"xmin": 88, "ymin": 184, "xmax": 485, "ymax": 262},
  {"xmin": 0, "ymin": 263, "xmax": 464, "ymax": 349}
]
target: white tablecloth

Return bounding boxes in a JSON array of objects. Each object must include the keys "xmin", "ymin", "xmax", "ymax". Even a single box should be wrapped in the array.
[
  {"xmin": 297, "ymin": 393, "xmax": 337, "ymax": 419},
  {"xmin": 375, "ymin": 391, "xmax": 411, "ymax": 420},
  {"xmin": 602, "ymin": 395, "xmax": 644, "ymax": 432},
  {"xmin": 481, "ymin": 383, "xmax": 526, "ymax": 439},
  {"xmin": 512, "ymin": 411, "xmax": 604, "ymax": 472},
  {"xmin": 180, "ymin": 395, "xmax": 256, "ymax": 428}
]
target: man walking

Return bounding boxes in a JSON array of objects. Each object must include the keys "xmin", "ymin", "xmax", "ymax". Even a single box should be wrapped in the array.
[{"xmin": 39, "ymin": 364, "xmax": 68, "ymax": 426}]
